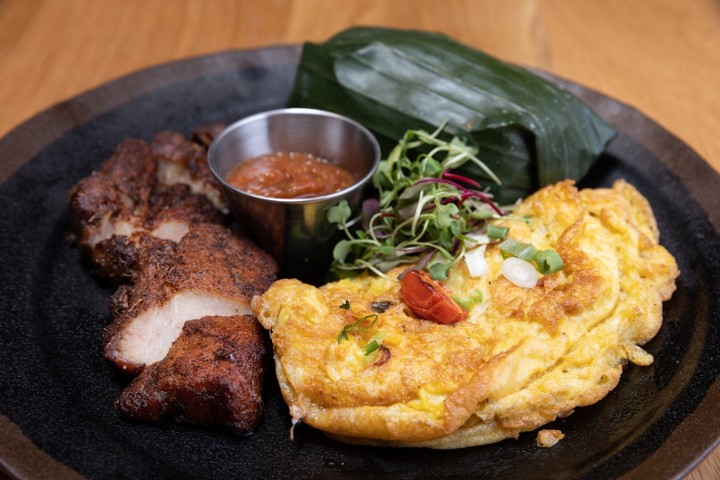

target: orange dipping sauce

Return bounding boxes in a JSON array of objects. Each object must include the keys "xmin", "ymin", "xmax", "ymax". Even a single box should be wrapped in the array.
[{"xmin": 226, "ymin": 152, "xmax": 355, "ymax": 199}]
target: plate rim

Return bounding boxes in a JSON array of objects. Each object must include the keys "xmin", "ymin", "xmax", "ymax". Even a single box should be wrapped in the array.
[{"xmin": 0, "ymin": 45, "xmax": 718, "ymax": 480}]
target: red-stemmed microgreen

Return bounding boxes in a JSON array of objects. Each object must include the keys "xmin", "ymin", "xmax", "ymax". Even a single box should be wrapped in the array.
[{"xmin": 327, "ymin": 126, "xmax": 507, "ymax": 280}]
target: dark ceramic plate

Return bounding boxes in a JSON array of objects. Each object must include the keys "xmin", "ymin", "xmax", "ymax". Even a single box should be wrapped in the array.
[{"xmin": 0, "ymin": 46, "xmax": 719, "ymax": 480}]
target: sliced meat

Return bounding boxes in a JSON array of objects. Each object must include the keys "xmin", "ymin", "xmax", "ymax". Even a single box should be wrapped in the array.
[
  {"xmin": 91, "ymin": 231, "xmax": 174, "ymax": 282},
  {"xmin": 69, "ymin": 139, "xmax": 158, "ymax": 279},
  {"xmin": 104, "ymin": 223, "xmax": 278, "ymax": 374},
  {"xmin": 69, "ymin": 139, "xmax": 155, "ymax": 252},
  {"xmin": 75, "ymin": 183, "xmax": 224, "ymax": 281},
  {"xmin": 152, "ymin": 131, "xmax": 227, "ymax": 213},
  {"xmin": 146, "ymin": 183, "xmax": 226, "ymax": 241},
  {"xmin": 70, "ymin": 135, "xmax": 228, "ymax": 281},
  {"xmin": 71, "ymin": 125, "xmax": 276, "ymax": 437},
  {"xmin": 117, "ymin": 315, "xmax": 265, "ymax": 435}
]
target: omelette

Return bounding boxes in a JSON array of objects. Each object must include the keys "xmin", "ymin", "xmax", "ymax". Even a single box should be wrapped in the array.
[{"xmin": 252, "ymin": 180, "xmax": 679, "ymax": 448}]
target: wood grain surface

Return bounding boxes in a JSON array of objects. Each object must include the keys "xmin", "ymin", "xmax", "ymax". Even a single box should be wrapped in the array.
[{"xmin": 0, "ymin": 1, "xmax": 718, "ymax": 478}]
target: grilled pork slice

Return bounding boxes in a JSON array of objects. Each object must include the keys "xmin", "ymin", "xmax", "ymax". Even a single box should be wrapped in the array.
[
  {"xmin": 91, "ymin": 232, "xmax": 173, "ymax": 282},
  {"xmin": 104, "ymin": 223, "xmax": 277, "ymax": 374},
  {"xmin": 70, "ymin": 135, "xmax": 227, "ymax": 280},
  {"xmin": 69, "ymin": 139, "xmax": 156, "ymax": 253},
  {"xmin": 117, "ymin": 314, "xmax": 265, "ymax": 435},
  {"xmin": 76, "ymin": 185, "xmax": 224, "ymax": 281},
  {"xmin": 152, "ymin": 131, "xmax": 227, "ymax": 213},
  {"xmin": 95, "ymin": 184, "xmax": 225, "ymax": 280},
  {"xmin": 145, "ymin": 183, "xmax": 225, "ymax": 242}
]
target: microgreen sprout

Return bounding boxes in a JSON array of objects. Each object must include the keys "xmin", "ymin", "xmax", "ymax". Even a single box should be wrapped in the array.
[{"xmin": 327, "ymin": 126, "xmax": 507, "ymax": 279}]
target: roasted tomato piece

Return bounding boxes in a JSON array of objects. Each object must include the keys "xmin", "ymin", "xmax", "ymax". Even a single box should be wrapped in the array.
[{"xmin": 399, "ymin": 270, "xmax": 467, "ymax": 324}]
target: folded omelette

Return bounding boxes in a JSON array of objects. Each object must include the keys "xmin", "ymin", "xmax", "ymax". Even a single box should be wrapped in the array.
[{"xmin": 252, "ymin": 180, "xmax": 679, "ymax": 448}]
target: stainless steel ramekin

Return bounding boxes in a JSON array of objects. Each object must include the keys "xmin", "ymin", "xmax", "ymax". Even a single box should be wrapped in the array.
[{"xmin": 208, "ymin": 108, "xmax": 380, "ymax": 282}]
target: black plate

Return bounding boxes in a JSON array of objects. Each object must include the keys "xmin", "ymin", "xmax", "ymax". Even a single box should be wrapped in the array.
[{"xmin": 1, "ymin": 46, "xmax": 719, "ymax": 480}]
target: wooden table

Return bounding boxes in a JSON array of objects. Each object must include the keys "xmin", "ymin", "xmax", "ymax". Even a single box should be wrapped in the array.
[{"xmin": 0, "ymin": 1, "xmax": 717, "ymax": 478}]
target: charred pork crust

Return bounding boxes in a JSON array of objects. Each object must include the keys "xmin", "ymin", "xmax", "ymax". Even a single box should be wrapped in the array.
[
  {"xmin": 152, "ymin": 130, "xmax": 227, "ymax": 212},
  {"xmin": 103, "ymin": 222, "xmax": 277, "ymax": 375},
  {"xmin": 70, "ymin": 124, "xmax": 277, "ymax": 436},
  {"xmin": 69, "ymin": 127, "xmax": 228, "ymax": 281},
  {"xmin": 70, "ymin": 139, "xmax": 157, "ymax": 225},
  {"xmin": 117, "ymin": 315, "xmax": 265, "ymax": 435}
]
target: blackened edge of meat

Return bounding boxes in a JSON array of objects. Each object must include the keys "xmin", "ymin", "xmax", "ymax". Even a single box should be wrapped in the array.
[{"xmin": 116, "ymin": 315, "xmax": 266, "ymax": 436}]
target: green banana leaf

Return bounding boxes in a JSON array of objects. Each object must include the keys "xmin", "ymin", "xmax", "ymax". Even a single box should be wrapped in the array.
[{"xmin": 287, "ymin": 27, "xmax": 616, "ymax": 203}]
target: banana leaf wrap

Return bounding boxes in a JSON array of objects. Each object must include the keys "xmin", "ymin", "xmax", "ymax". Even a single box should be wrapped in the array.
[{"xmin": 287, "ymin": 27, "xmax": 616, "ymax": 203}]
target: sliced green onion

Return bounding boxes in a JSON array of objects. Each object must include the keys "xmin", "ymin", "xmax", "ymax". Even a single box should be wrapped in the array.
[
  {"xmin": 535, "ymin": 249, "xmax": 564, "ymax": 274},
  {"xmin": 463, "ymin": 231, "xmax": 490, "ymax": 247},
  {"xmin": 499, "ymin": 238, "xmax": 563, "ymax": 275},
  {"xmin": 487, "ymin": 225, "xmax": 509, "ymax": 240},
  {"xmin": 363, "ymin": 340, "xmax": 381, "ymax": 355},
  {"xmin": 363, "ymin": 331, "xmax": 388, "ymax": 355},
  {"xmin": 337, "ymin": 314, "xmax": 379, "ymax": 344},
  {"xmin": 453, "ymin": 291, "xmax": 484, "ymax": 311},
  {"xmin": 499, "ymin": 238, "xmax": 538, "ymax": 262},
  {"xmin": 502, "ymin": 257, "xmax": 538, "ymax": 288},
  {"xmin": 464, "ymin": 244, "xmax": 489, "ymax": 277}
]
